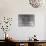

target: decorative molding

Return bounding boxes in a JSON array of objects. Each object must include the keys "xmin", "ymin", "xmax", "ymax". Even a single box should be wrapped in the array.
[{"xmin": 29, "ymin": 0, "xmax": 44, "ymax": 8}]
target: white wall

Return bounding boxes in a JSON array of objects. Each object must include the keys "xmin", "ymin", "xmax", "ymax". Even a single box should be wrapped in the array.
[{"xmin": 0, "ymin": 0, "xmax": 46, "ymax": 40}]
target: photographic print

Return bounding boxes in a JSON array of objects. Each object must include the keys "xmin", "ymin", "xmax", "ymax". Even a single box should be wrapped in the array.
[{"xmin": 18, "ymin": 14, "xmax": 35, "ymax": 27}]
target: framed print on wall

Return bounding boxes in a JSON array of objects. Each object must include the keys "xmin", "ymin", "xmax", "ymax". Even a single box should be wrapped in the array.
[{"xmin": 18, "ymin": 14, "xmax": 35, "ymax": 27}]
